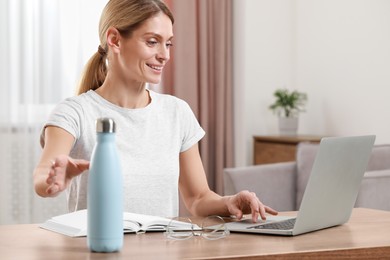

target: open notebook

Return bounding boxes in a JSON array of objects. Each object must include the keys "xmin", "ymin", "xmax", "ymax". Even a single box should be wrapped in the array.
[
  {"xmin": 40, "ymin": 209, "xmax": 198, "ymax": 237},
  {"xmin": 225, "ymin": 135, "xmax": 375, "ymax": 236}
]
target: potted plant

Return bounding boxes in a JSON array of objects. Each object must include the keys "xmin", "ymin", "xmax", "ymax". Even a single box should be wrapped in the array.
[{"xmin": 269, "ymin": 89, "xmax": 307, "ymax": 135}]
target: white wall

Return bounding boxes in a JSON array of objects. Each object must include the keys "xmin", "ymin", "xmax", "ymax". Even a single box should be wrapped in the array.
[
  {"xmin": 59, "ymin": 0, "xmax": 108, "ymax": 94},
  {"xmin": 234, "ymin": 0, "xmax": 390, "ymax": 166},
  {"xmin": 233, "ymin": 0, "xmax": 390, "ymax": 166}
]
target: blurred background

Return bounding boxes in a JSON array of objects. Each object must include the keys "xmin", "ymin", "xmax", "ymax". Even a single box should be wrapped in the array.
[{"xmin": 1, "ymin": 0, "xmax": 389, "ymax": 224}]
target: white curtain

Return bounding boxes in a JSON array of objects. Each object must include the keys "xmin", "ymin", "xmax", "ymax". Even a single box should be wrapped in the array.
[{"xmin": 0, "ymin": 0, "xmax": 106, "ymax": 224}]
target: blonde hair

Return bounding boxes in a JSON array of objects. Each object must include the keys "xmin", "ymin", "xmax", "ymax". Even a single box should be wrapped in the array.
[{"xmin": 77, "ymin": 0, "xmax": 174, "ymax": 95}]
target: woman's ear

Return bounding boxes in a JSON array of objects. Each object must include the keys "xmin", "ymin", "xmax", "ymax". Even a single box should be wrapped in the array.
[{"xmin": 106, "ymin": 27, "xmax": 121, "ymax": 54}]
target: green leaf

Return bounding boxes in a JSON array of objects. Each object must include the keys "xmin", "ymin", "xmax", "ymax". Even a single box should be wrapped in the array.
[{"xmin": 269, "ymin": 89, "xmax": 307, "ymax": 117}]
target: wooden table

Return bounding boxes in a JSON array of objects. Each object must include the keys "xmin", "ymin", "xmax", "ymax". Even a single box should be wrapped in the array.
[
  {"xmin": 0, "ymin": 208, "xmax": 389, "ymax": 259},
  {"xmin": 253, "ymin": 135, "xmax": 323, "ymax": 164}
]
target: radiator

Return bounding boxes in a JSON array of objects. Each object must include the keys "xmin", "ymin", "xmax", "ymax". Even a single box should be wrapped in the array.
[{"xmin": 0, "ymin": 125, "xmax": 67, "ymax": 224}]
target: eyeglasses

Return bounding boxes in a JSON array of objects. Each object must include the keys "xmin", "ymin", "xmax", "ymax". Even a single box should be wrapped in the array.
[{"xmin": 164, "ymin": 215, "xmax": 230, "ymax": 240}]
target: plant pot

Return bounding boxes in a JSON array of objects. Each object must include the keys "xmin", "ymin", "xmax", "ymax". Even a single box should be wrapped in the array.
[{"xmin": 278, "ymin": 117, "xmax": 298, "ymax": 136}]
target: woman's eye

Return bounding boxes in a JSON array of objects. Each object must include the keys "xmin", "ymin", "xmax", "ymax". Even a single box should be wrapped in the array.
[
  {"xmin": 147, "ymin": 40, "xmax": 158, "ymax": 46},
  {"xmin": 166, "ymin": 42, "xmax": 173, "ymax": 48}
]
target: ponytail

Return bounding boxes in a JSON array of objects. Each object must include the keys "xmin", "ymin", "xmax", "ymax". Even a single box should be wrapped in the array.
[
  {"xmin": 76, "ymin": 0, "xmax": 174, "ymax": 95},
  {"xmin": 76, "ymin": 48, "xmax": 107, "ymax": 95}
]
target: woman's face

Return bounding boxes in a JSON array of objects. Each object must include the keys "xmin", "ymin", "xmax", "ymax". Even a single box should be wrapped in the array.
[{"xmin": 117, "ymin": 12, "xmax": 173, "ymax": 85}]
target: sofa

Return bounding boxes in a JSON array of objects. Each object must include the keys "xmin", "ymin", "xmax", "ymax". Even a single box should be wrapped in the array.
[{"xmin": 224, "ymin": 142, "xmax": 390, "ymax": 211}]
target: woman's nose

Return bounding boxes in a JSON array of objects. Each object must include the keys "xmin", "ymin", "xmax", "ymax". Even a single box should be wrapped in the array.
[{"xmin": 157, "ymin": 45, "xmax": 170, "ymax": 62}]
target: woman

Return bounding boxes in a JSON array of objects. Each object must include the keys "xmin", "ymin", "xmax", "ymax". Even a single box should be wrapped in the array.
[{"xmin": 33, "ymin": 0, "xmax": 277, "ymax": 222}]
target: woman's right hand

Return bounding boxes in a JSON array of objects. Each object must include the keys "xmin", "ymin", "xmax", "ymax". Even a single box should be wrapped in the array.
[
  {"xmin": 34, "ymin": 126, "xmax": 86, "ymax": 197},
  {"xmin": 46, "ymin": 155, "xmax": 89, "ymax": 196}
]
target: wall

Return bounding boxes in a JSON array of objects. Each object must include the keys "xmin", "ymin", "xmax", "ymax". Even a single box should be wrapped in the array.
[{"xmin": 233, "ymin": 0, "xmax": 390, "ymax": 166}]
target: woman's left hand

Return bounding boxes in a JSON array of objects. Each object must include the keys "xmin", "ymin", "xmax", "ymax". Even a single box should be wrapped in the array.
[{"xmin": 226, "ymin": 190, "xmax": 278, "ymax": 222}]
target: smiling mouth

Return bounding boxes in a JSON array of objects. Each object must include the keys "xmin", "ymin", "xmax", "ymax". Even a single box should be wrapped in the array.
[{"xmin": 146, "ymin": 64, "xmax": 163, "ymax": 72}]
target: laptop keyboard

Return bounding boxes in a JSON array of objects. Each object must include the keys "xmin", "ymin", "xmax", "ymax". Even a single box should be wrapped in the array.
[{"xmin": 249, "ymin": 218, "xmax": 296, "ymax": 230}]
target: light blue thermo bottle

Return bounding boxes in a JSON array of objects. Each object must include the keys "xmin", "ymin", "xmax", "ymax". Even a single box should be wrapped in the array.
[{"xmin": 87, "ymin": 118, "xmax": 123, "ymax": 252}]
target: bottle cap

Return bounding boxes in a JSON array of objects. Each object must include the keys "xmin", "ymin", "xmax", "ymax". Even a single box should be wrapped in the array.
[{"xmin": 96, "ymin": 118, "xmax": 116, "ymax": 133}]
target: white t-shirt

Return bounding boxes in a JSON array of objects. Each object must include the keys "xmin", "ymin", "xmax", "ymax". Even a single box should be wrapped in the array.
[{"xmin": 41, "ymin": 90, "xmax": 205, "ymax": 217}]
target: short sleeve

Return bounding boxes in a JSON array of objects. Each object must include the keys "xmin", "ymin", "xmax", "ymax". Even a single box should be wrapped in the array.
[
  {"xmin": 179, "ymin": 100, "xmax": 205, "ymax": 152},
  {"xmin": 40, "ymin": 98, "xmax": 83, "ymax": 148}
]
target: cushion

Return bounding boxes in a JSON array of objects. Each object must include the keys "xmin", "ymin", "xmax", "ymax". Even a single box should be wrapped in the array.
[
  {"xmin": 295, "ymin": 143, "xmax": 390, "ymax": 209},
  {"xmin": 295, "ymin": 143, "xmax": 319, "ymax": 209},
  {"xmin": 224, "ymin": 162, "xmax": 297, "ymax": 211},
  {"xmin": 355, "ymin": 169, "xmax": 390, "ymax": 211},
  {"xmin": 366, "ymin": 145, "xmax": 390, "ymax": 171}
]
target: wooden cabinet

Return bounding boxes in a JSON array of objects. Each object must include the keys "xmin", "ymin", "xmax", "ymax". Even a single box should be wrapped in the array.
[{"xmin": 253, "ymin": 135, "xmax": 323, "ymax": 165}]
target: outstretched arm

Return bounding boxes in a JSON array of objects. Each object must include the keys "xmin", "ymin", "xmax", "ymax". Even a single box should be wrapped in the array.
[
  {"xmin": 33, "ymin": 126, "xmax": 89, "ymax": 197},
  {"xmin": 178, "ymin": 144, "xmax": 278, "ymax": 222}
]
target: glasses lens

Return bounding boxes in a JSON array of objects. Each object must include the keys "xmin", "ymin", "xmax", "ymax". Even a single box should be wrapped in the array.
[
  {"xmin": 201, "ymin": 215, "xmax": 230, "ymax": 240},
  {"xmin": 165, "ymin": 217, "xmax": 195, "ymax": 240}
]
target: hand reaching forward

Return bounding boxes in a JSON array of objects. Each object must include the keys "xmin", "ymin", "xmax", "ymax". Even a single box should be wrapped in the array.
[
  {"xmin": 45, "ymin": 155, "xmax": 90, "ymax": 196},
  {"xmin": 227, "ymin": 190, "xmax": 278, "ymax": 223}
]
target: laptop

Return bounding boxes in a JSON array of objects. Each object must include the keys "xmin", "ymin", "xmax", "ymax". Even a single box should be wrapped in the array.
[{"xmin": 225, "ymin": 135, "xmax": 375, "ymax": 236}]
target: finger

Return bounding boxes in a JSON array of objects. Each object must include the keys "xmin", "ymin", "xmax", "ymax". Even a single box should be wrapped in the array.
[
  {"xmin": 258, "ymin": 204, "xmax": 267, "ymax": 221},
  {"xmin": 248, "ymin": 193, "xmax": 262, "ymax": 222},
  {"xmin": 227, "ymin": 195, "xmax": 244, "ymax": 220},
  {"xmin": 74, "ymin": 159, "xmax": 90, "ymax": 171},
  {"xmin": 230, "ymin": 205, "xmax": 244, "ymax": 220},
  {"xmin": 248, "ymin": 195, "xmax": 267, "ymax": 222},
  {"xmin": 254, "ymin": 197, "xmax": 267, "ymax": 220},
  {"xmin": 265, "ymin": 205, "xmax": 278, "ymax": 215},
  {"xmin": 47, "ymin": 184, "xmax": 59, "ymax": 195},
  {"xmin": 251, "ymin": 210, "xmax": 259, "ymax": 223},
  {"xmin": 46, "ymin": 176, "xmax": 54, "ymax": 185},
  {"xmin": 48, "ymin": 169, "xmax": 56, "ymax": 177},
  {"xmin": 46, "ymin": 168, "xmax": 56, "ymax": 184}
]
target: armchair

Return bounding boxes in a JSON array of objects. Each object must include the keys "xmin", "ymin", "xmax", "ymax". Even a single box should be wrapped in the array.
[{"xmin": 224, "ymin": 143, "xmax": 390, "ymax": 211}]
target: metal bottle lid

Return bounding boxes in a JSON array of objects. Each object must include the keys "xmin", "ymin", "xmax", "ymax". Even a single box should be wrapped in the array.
[{"xmin": 96, "ymin": 118, "xmax": 116, "ymax": 133}]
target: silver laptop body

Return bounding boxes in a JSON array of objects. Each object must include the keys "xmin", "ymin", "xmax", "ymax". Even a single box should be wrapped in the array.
[{"xmin": 225, "ymin": 135, "xmax": 375, "ymax": 236}]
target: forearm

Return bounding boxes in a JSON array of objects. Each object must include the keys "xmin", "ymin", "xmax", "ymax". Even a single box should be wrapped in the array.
[
  {"xmin": 33, "ymin": 126, "xmax": 77, "ymax": 197},
  {"xmin": 187, "ymin": 190, "xmax": 232, "ymax": 217}
]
